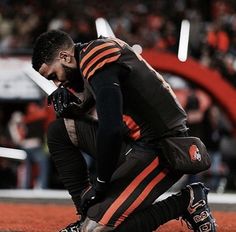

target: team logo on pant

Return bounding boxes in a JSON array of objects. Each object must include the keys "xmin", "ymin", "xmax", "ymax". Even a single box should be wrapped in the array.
[{"xmin": 189, "ymin": 144, "xmax": 201, "ymax": 161}]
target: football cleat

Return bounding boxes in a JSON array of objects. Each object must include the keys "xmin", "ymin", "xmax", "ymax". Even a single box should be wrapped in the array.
[
  {"xmin": 59, "ymin": 220, "xmax": 81, "ymax": 232},
  {"xmin": 182, "ymin": 182, "xmax": 217, "ymax": 232}
]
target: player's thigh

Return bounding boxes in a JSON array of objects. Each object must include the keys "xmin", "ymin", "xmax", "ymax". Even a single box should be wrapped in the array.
[{"xmin": 74, "ymin": 116, "xmax": 98, "ymax": 159}]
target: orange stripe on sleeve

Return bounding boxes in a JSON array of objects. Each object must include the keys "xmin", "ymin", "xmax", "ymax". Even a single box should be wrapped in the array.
[
  {"xmin": 80, "ymin": 42, "xmax": 115, "ymax": 68},
  {"xmin": 123, "ymin": 115, "xmax": 141, "ymax": 140},
  {"xmin": 82, "ymin": 48, "xmax": 121, "ymax": 78},
  {"xmin": 86, "ymin": 54, "xmax": 121, "ymax": 80},
  {"xmin": 114, "ymin": 168, "xmax": 169, "ymax": 227},
  {"xmin": 99, "ymin": 157, "xmax": 159, "ymax": 225}
]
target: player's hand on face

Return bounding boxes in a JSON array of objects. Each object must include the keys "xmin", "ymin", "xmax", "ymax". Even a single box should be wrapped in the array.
[{"xmin": 47, "ymin": 85, "xmax": 83, "ymax": 118}]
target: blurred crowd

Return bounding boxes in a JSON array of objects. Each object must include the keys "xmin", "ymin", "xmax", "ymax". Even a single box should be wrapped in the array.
[
  {"xmin": 0, "ymin": 100, "xmax": 57, "ymax": 189},
  {"xmin": 1, "ymin": 0, "xmax": 236, "ymax": 87},
  {"xmin": 0, "ymin": 0, "xmax": 236, "ymax": 192}
]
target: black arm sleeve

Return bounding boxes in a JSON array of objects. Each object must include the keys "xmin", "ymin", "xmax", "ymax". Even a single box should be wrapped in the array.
[{"xmin": 90, "ymin": 64, "xmax": 124, "ymax": 182}]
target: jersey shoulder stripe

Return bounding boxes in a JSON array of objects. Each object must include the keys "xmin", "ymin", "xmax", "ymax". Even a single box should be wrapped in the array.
[
  {"xmin": 80, "ymin": 41, "xmax": 115, "ymax": 68},
  {"xmin": 86, "ymin": 53, "xmax": 121, "ymax": 80},
  {"xmin": 82, "ymin": 48, "xmax": 121, "ymax": 79},
  {"xmin": 80, "ymin": 38, "xmax": 122, "ymax": 80}
]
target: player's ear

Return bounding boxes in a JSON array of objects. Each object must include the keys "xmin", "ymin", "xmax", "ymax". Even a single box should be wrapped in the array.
[{"xmin": 59, "ymin": 51, "xmax": 71, "ymax": 63}]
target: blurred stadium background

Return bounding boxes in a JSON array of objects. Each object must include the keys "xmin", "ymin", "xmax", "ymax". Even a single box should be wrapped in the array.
[{"xmin": 0, "ymin": 0, "xmax": 236, "ymax": 231}]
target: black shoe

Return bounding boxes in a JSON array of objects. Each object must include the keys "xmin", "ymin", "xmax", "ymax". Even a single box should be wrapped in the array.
[
  {"xmin": 182, "ymin": 182, "xmax": 217, "ymax": 232},
  {"xmin": 59, "ymin": 221, "xmax": 81, "ymax": 232}
]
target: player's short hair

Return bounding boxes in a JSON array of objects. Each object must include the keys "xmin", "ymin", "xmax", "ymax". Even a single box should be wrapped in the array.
[{"xmin": 32, "ymin": 30, "xmax": 74, "ymax": 71}]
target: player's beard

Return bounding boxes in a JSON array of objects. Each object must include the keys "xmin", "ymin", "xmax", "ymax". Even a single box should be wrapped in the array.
[{"xmin": 62, "ymin": 64, "xmax": 84, "ymax": 92}]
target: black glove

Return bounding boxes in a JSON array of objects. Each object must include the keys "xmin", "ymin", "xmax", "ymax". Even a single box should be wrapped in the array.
[
  {"xmin": 48, "ymin": 86, "xmax": 83, "ymax": 118},
  {"xmin": 80, "ymin": 179, "xmax": 108, "ymax": 216}
]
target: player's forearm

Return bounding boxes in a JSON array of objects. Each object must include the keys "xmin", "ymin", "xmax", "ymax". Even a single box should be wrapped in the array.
[
  {"xmin": 95, "ymin": 86, "xmax": 123, "ymax": 182},
  {"xmin": 96, "ymin": 125, "xmax": 123, "ymax": 182}
]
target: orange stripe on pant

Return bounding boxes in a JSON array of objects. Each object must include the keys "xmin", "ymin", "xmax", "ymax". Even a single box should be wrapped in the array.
[
  {"xmin": 99, "ymin": 157, "xmax": 159, "ymax": 226},
  {"xmin": 114, "ymin": 168, "xmax": 169, "ymax": 227}
]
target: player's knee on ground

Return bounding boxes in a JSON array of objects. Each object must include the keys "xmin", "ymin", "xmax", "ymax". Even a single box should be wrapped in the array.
[{"xmin": 81, "ymin": 217, "xmax": 115, "ymax": 232}]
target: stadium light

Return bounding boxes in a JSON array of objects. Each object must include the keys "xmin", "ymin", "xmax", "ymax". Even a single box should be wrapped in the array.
[
  {"xmin": 95, "ymin": 17, "xmax": 116, "ymax": 38},
  {"xmin": 178, "ymin": 19, "xmax": 190, "ymax": 62},
  {"xmin": 0, "ymin": 147, "xmax": 27, "ymax": 160}
]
